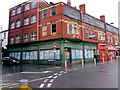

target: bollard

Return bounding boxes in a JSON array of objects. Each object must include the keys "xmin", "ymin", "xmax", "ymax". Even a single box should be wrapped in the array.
[
  {"xmin": 82, "ymin": 58, "xmax": 84, "ymax": 68},
  {"xmin": 19, "ymin": 79, "xmax": 28, "ymax": 89},
  {"xmin": 102, "ymin": 57, "xmax": 105, "ymax": 64},
  {"xmin": 65, "ymin": 60, "xmax": 67, "ymax": 68},
  {"xmin": 94, "ymin": 58, "xmax": 97, "ymax": 66},
  {"xmin": 111, "ymin": 57, "xmax": 112, "ymax": 62}
]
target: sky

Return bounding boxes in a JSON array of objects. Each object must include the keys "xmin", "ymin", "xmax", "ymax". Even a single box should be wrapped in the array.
[{"xmin": 0, "ymin": 0, "xmax": 119, "ymax": 31}]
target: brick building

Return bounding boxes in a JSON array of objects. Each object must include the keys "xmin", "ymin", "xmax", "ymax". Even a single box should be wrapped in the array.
[{"xmin": 7, "ymin": 0, "xmax": 119, "ymax": 65}]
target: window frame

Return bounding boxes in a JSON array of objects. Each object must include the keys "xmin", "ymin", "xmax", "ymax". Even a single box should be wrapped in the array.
[
  {"xmin": 24, "ymin": 33, "xmax": 29, "ymax": 42},
  {"xmin": 25, "ymin": 3, "xmax": 30, "ymax": 11},
  {"xmin": 31, "ymin": 15, "xmax": 36, "ymax": 24},
  {"xmin": 31, "ymin": 1, "xmax": 37, "ymax": 8},
  {"xmin": 42, "ymin": 25, "xmax": 47, "ymax": 36},
  {"xmin": 42, "ymin": 10, "xmax": 47, "ymax": 19},
  {"xmin": 10, "ymin": 36, "xmax": 14, "ymax": 44},
  {"xmin": 51, "ymin": 7, "xmax": 56, "ymax": 16},
  {"xmin": 11, "ymin": 10, "xmax": 16, "ymax": 16},
  {"xmin": 17, "ymin": 7, "xmax": 21, "ymax": 14},
  {"xmin": 11, "ymin": 22, "xmax": 15, "ymax": 29},
  {"xmin": 24, "ymin": 17, "xmax": 29, "ymax": 25},
  {"xmin": 51, "ymin": 23, "xmax": 56, "ymax": 34},
  {"xmin": 16, "ymin": 35, "xmax": 20, "ymax": 43},
  {"xmin": 16, "ymin": 20, "xmax": 21, "ymax": 28},
  {"xmin": 31, "ymin": 32, "xmax": 36, "ymax": 41}
]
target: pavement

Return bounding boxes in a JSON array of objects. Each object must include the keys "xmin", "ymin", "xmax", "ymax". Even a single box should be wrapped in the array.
[{"xmin": 1, "ymin": 58, "xmax": 119, "ymax": 89}]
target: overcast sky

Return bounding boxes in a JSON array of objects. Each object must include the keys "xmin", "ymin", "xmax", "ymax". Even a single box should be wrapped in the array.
[{"xmin": 0, "ymin": 0, "xmax": 119, "ymax": 31}]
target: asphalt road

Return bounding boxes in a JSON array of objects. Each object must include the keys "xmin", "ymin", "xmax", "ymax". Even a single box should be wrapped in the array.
[{"xmin": 1, "ymin": 59, "xmax": 119, "ymax": 89}]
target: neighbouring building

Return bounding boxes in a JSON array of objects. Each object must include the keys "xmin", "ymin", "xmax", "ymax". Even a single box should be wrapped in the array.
[
  {"xmin": 7, "ymin": 0, "xmax": 119, "ymax": 65},
  {"xmin": 0, "ymin": 30, "xmax": 8, "ymax": 57}
]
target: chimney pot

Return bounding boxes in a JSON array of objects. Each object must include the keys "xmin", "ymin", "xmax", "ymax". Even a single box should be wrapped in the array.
[
  {"xmin": 100, "ymin": 15, "xmax": 105, "ymax": 22},
  {"xmin": 67, "ymin": 0, "xmax": 71, "ymax": 6},
  {"xmin": 79, "ymin": 4, "xmax": 86, "ymax": 13}
]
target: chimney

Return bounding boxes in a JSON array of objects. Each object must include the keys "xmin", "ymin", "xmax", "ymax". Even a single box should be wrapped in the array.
[
  {"xmin": 79, "ymin": 4, "xmax": 86, "ymax": 13},
  {"xmin": 50, "ymin": 2, "xmax": 54, "ymax": 5},
  {"xmin": 100, "ymin": 15, "xmax": 105, "ymax": 22},
  {"xmin": 67, "ymin": 0, "xmax": 71, "ymax": 6}
]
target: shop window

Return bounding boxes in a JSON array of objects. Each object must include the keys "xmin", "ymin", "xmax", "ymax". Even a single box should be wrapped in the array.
[
  {"xmin": 16, "ymin": 35, "xmax": 20, "ymax": 43},
  {"xmin": 31, "ymin": 15, "xmax": 36, "ymax": 24},
  {"xmin": 72, "ymin": 49, "xmax": 83, "ymax": 59},
  {"xmin": 51, "ymin": 7, "xmax": 56, "ymax": 16},
  {"xmin": 42, "ymin": 26, "xmax": 47, "ymax": 36},
  {"xmin": 85, "ymin": 49, "xmax": 94, "ymax": 58},
  {"xmin": 17, "ymin": 7, "xmax": 21, "ymax": 14},
  {"xmin": 43, "ymin": 10, "xmax": 47, "ymax": 19},
  {"xmin": 31, "ymin": 32, "xmax": 36, "ymax": 41},
  {"xmin": 9, "ymin": 52, "xmax": 20, "ymax": 60},
  {"xmin": 51, "ymin": 24, "xmax": 56, "ymax": 34},
  {"xmin": 25, "ymin": 4, "xmax": 30, "ymax": 11},
  {"xmin": 39, "ymin": 49, "xmax": 60, "ymax": 60},
  {"xmin": 10, "ymin": 36, "xmax": 14, "ymax": 44}
]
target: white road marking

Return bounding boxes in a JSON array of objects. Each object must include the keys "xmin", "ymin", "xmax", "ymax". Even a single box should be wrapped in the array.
[
  {"xmin": 54, "ymin": 67, "xmax": 62, "ymax": 68},
  {"xmin": 47, "ymin": 83, "xmax": 52, "ymax": 88},
  {"xmin": 39, "ymin": 84, "xmax": 45, "ymax": 88},
  {"xmin": 58, "ymin": 74, "xmax": 62, "ymax": 76},
  {"xmin": 54, "ymin": 73, "xmax": 58, "ymax": 75},
  {"xmin": 43, "ymin": 79, "xmax": 48, "ymax": 83},
  {"xmin": 21, "ymin": 71, "xmax": 52, "ymax": 74},
  {"xmin": 64, "ymin": 72, "xmax": 67, "ymax": 73},
  {"xmin": 49, "ymin": 79, "xmax": 54, "ymax": 83},
  {"xmin": 60, "ymin": 71, "xmax": 63, "ymax": 73},
  {"xmin": 47, "ymin": 75, "xmax": 53, "ymax": 79},
  {"xmin": 54, "ymin": 76, "xmax": 58, "ymax": 79}
]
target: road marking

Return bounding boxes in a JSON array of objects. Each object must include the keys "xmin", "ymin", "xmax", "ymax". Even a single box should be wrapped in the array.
[
  {"xmin": 8, "ymin": 85, "xmax": 19, "ymax": 88},
  {"xmin": 54, "ymin": 73, "xmax": 58, "ymax": 75},
  {"xmin": 58, "ymin": 74, "xmax": 62, "ymax": 76},
  {"xmin": 54, "ymin": 67, "xmax": 62, "ymax": 68},
  {"xmin": 60, "ymin": 71, "xmax": 63, "ymax": 73},
  {"xmin": 63, "ymin": 72, "xmax": 67, "ymax": 73},
  {"xmin": 49, "ymin": 79, "xmax": 54, "ymax": 83},
  {"xmin": 39, "ymin": 84, "xmax": 45, "ymax": 88},
  {"xmin": 21, "ymin": 71, "xmax": 52, "ymax": 74},
  {"xmin": 73, "ymin": 69, "xmax": 77, "ymax": 70},
  {"xmin": 43, "ymin": 79, "xmax": 48, "ymax": 83},
  {"xmin": 47, "ymin": 75, "xmax": 53, "ymax": 79},
  {"xmin": 47, "ymin": 83, "xmax": 52, "ymax": 88},
  {"xmin": 53, "ymin": 76, "xmax": 58, "ymax": 79}
]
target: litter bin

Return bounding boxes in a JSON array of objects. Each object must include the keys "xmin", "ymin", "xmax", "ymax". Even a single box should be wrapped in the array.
[{"xmin": 94, "ymin": 55, "xmax": 100, "ymax": 62}]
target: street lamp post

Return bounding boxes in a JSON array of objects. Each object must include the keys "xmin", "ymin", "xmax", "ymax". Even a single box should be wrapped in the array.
[{"xmin": 0, "ymin": 39, "xmax": 3, "ymax": 60}]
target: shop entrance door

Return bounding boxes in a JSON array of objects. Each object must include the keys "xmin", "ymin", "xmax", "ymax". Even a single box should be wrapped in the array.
[{"xmin": 64, "ymin": 48, "xmax": 72, "ymax": 65}]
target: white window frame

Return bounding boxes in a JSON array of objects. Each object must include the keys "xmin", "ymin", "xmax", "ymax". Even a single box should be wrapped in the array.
[
  {"xmin": 68, "ymin": 23, "xmax": 79, "ymax": 35},
  {"xmin": 10, "ymin": 36, "xmax": 14, "ymax": 44},
  {"xmin": 25, "ymin": 4, "xmax": 30, "ymax": 11},
  {"xmin": 11, "ymin": 10, "xmax": 16, "ymax": 16},
  {"xmin": 42, "ymin": 10, "xmax": 47, "ymax": 19},
  {"xmin": 16, "ymin": 20, "xmax": 21, "ymax": 28},
  {"xmin": 31, "ymin": 15, "xmax": 36, "ymax": 24},
  {"xmin": 11, "ymin": 22, "xmax": 15, "ymax": 29},
  {"xmin": 42, "ymin": 26, "xmax": 47, "ymax": 36},
  {"xmin": 31, "ymin": 32, "xmax": 36, "ymax": 41},
  {"xmin": 16, "ymin": 35, "xmax": 20, "ymax": 43},
  {"xmin": 24, "ymin": 33, "xmax": 29, "ymax": 42},
  {"xmin": 17, "ymin": 7, "xmax": 21, "ymax": 14},
  {"xmin": 24, "ymin": 18, "xmax": 29, "ymax": 25}
]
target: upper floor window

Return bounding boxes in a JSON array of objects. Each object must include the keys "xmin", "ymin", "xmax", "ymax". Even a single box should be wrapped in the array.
[
  {"xmin": 24, "ymin": 18, "xmax": 29, "ymax": 25},
  {"xmin": 31, "ymin": 32, "xmax": 36, "ymax": 41},
  {"xmin": 31, "ymin": 1, "xmax": 37, "ymax": 8},
  {"xmin": 24, "ymin": 33, "xmax": 29, "ymax": 42},
  {"xmin": 11, "ymin": 10, "xmax": 15, "ymax": 16},
  {"xmin": 51, "ymin": 7, "xmax": 56, "ymax": 16},
  {"xmin": 98, "ymin": 32, "xmax": 105, "ymax": 40},
  {"xmin": 31, "ymin": 15, "xmax": 36, "ymax": 24},
  {"xmin": 17, "ymin": 7, "xmax": 21, "ymax": 14},
  {"xmin": 10, "ymin": 36, "xmax": 14, "ymax": 44},
  {"xmin": 25, "ymin": 4, "xmax": 30, "ymax": 11},
  {"xmin": 68, "ymin": 24, "xmax": 79, "ymax": 35},
  {"xmin": 42, "ymin": 26, "xmax": 47, "ymax": 36},
  {"xmin": 86, "ymin": 28, "xmax": 89, "ymax": 38},
  {"xmin": 51, "ymin": 24, "xmax": 56, "ymax": 34},
  {"xmin": 16, "ymin": 20, "xmax": 21, "ymax": 28},
  {"xmin": 43, "ymin": 10, "xmax": 47, "ymax": 19},
  {"xmin": 16, "ymin": 35, "xmax": 20, "ymax": 43},
  {"xmin": 11, "ymin": 22, "xmax": 15, "ymax": 29}
]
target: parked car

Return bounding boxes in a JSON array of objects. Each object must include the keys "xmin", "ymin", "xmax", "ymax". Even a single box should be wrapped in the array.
[{"xmin": 2, "ymin": 57, "xmax": 20, "ymax": 65}]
